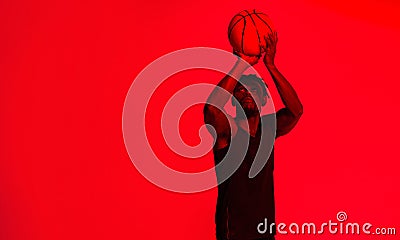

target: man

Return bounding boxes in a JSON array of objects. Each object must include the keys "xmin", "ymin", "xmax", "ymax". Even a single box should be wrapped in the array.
[{"xmin": 203, "ymin": 33, "xmax": 303, "ymax": 240}]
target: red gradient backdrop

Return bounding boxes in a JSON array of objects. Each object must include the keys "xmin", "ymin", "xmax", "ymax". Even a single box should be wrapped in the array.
[{"xmin": 1, "ymin": 0, "xmax": 400, "ymax": 239}]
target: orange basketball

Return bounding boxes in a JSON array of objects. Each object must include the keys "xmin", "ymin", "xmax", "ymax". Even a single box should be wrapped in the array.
[{"xmin": 228, "ymin": 10, "xmax": 275, "ymax": 56}]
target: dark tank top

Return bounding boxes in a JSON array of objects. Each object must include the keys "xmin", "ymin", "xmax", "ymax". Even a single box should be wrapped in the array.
[{"xmin": 213, "ymin": 115, "xmax": 276, "ymax": 240}]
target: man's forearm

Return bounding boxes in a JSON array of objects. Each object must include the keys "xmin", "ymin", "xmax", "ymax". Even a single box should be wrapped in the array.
[{"xmin": 266, "ymin": 64, "xmax": 303, "ymax": 116}]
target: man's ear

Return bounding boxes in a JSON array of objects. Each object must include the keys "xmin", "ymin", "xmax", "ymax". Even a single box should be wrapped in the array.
[
  {"xmin": 262, "ymin": 90, "xmax": 271, "ymax": 106},
  {"xmin": 231, "ymin": 96, "xmax": 238, "ymax": 107},
  {"xmin": 262, "ymin": 96, "xmax": 267, "ymax": 106}
]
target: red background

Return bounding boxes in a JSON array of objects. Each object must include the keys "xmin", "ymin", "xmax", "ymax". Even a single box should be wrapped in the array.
[{"xmin": 1, "ymin": 0, "xmax": 400, "ymax": 239}]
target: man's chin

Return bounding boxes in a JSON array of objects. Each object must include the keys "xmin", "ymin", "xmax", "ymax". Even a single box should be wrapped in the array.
[{"xmin": 243, "ymin": 108, "xmax": 259, "ymax": 116}]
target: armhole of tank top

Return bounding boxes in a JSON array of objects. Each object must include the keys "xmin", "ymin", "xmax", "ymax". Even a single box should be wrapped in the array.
[
  {"xmin": 213, "ymin": 121, "xmax": 234, "ymax": 154},
  {"xmin": 213, "ymin": 140, "xmax": 230, "ymax": 155},
  {"xmin": 262, "ymin": 114, "xmax": 276, "ymax": 137}
]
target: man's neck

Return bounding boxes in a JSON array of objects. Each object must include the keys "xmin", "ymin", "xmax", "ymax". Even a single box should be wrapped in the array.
[{"xmin": 236, "ymin": 114, "xmax": 260, "ymax": 137}]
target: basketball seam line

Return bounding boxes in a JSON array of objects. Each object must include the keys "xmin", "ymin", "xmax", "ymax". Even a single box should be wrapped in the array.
[
  {"xmin": 238, "ymin": 11, "xmax": 268, "ymax": 18},
  {"xmin": 228, "ymin": 15, "xmax": 245, "ymax": 39},
  {"xmin": 254, "ymin": 11, "xmax": 273, "ymax": 33},
  {"xmin": 240, "ymin": 12, "xmax": 257, "ymax": 18},
  {"xmin": 245, "ymin": 10, "xmax": 262, "ymax": 55},
  {"xmin": 253, "ymin": 10, "xmax": 270, "ymax": 18}
]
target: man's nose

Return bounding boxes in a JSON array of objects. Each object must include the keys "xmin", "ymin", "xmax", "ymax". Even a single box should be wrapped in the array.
[{"xmin": 244, "ymin": 90, "xmax": 252, "ymax": 97}]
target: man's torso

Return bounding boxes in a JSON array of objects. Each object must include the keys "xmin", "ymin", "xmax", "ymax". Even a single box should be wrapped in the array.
[{"xmin": 213, "ymin": 115, "xmax": 276, "ymax": 240}]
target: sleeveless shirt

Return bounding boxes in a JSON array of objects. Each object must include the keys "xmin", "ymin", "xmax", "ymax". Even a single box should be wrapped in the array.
[{"xmin": 213, "ymin": 115, "xmax": 276, "ymax": 240}]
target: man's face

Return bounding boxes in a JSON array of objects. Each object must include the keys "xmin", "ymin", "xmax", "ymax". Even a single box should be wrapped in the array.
[{"xmin": 233, "ymin": 81, "xmax": 265, "ymax": 114}]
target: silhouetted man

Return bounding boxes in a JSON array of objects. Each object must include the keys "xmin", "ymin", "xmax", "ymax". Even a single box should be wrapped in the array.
[{"xmin": 204, "ymin": 33, "xmax": 303, "ymax": 240}]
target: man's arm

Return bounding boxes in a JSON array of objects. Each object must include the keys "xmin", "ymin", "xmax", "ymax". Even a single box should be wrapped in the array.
[
  {"xmin": 263, "ymin": 33, "xmax": 303, "ymax": 137},
  {"xmin": 203, "ymin": 53, "xmax": 258, "ymax": 149}
]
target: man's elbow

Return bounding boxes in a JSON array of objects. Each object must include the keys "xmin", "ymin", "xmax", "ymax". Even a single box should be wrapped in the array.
[
  {"xmin": 291, "ymin": 100, "xmax": 303, "ymax": 118},
  {"xmin": 296, "ymin": 104, "xmax": 304, "ymax": 118}
]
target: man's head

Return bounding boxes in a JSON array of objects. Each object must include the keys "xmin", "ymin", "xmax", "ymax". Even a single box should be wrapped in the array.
[{"xmin": 232, "ymin": 74, "xmax": 269, "ymax": 116}]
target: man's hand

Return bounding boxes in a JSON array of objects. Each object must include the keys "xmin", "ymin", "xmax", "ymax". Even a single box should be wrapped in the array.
[
  {"xmin": 234, "ymin": 50, "xmax": 260, "ymax": 66},
  {"xmin": 263, "ymin": 32, "xmax": 278, "ymax": 68}
]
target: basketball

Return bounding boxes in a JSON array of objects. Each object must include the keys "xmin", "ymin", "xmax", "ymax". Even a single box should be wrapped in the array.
[{"xmin": 228, "ymin": 10, "xmax": 275, "ymax": 56}]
